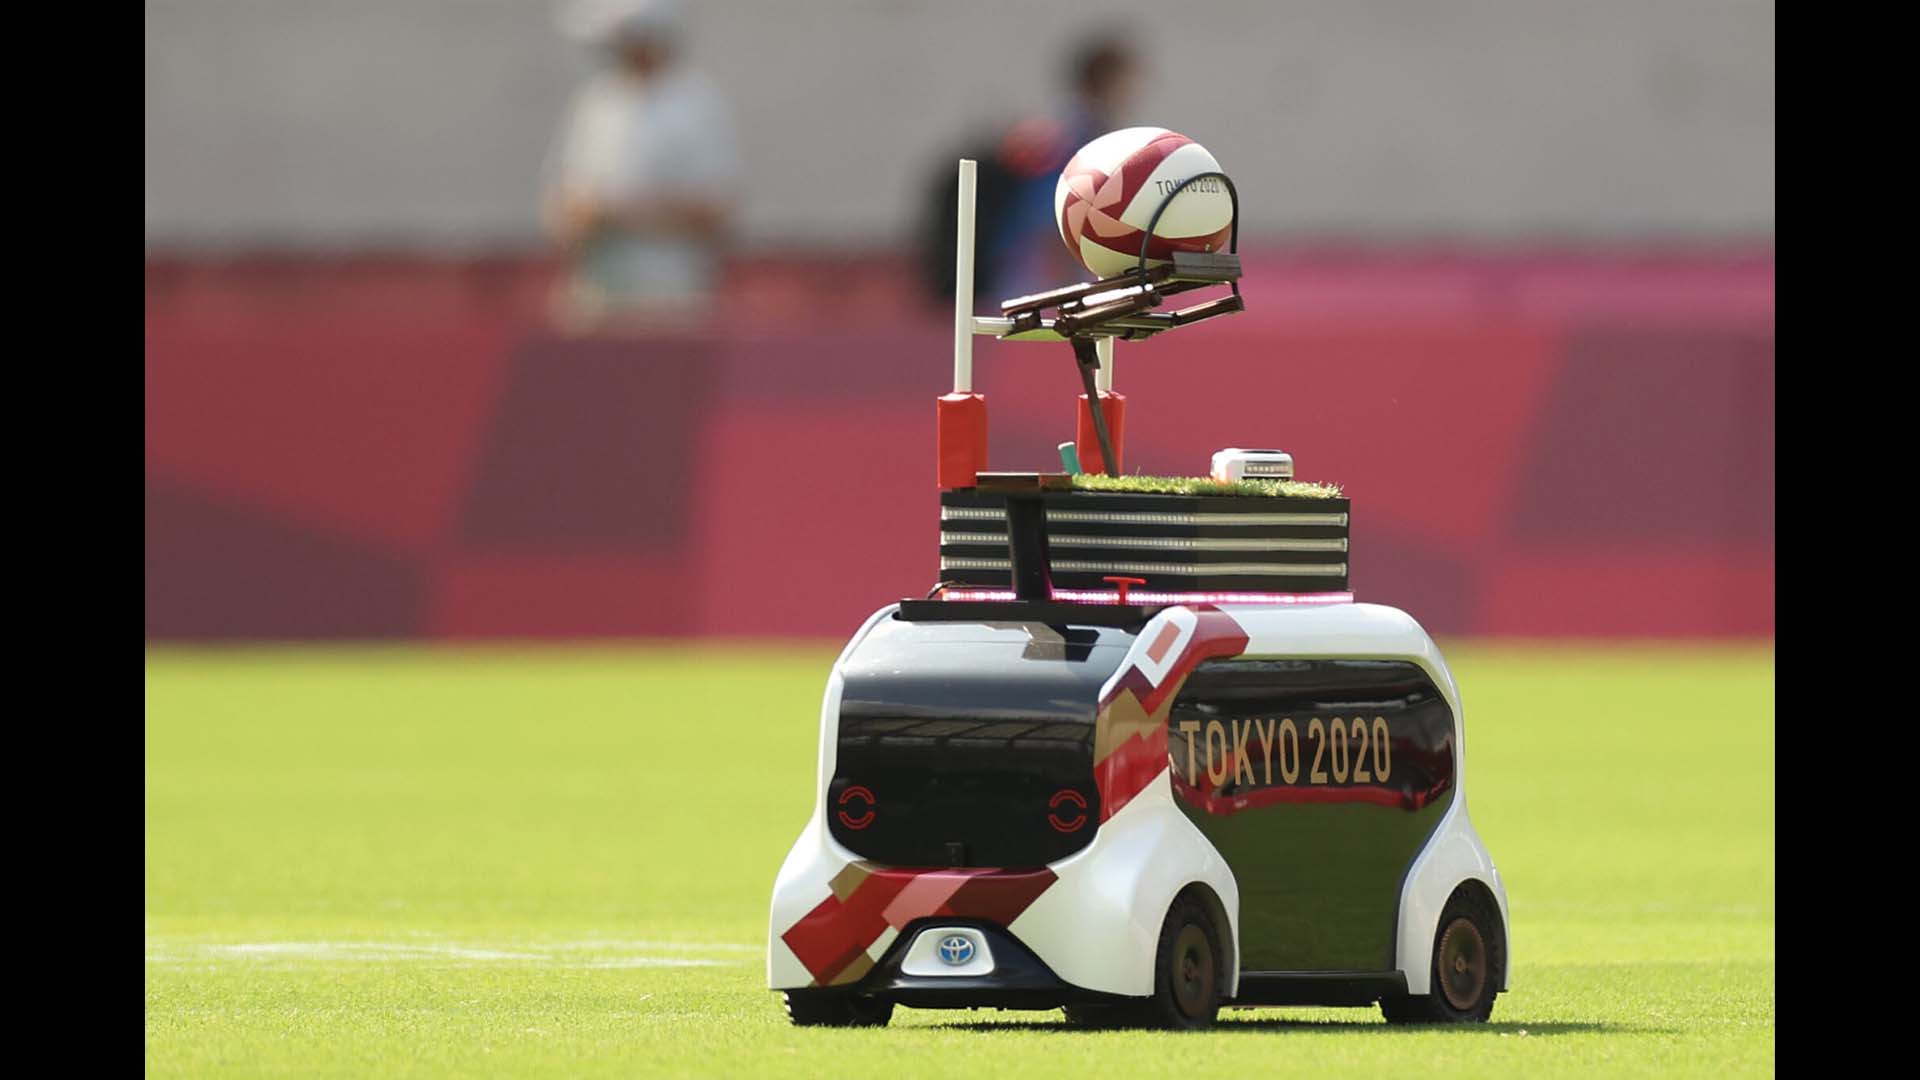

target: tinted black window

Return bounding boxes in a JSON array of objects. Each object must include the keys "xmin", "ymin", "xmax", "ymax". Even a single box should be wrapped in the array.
[{"xmin": 828, "ymin": 616, "xmax": 1132, "ymax": 868}]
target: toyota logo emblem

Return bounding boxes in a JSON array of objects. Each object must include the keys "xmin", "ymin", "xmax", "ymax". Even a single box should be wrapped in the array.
[{"xmin": 936, "ymin": 934, "xmax": 975, "ymax": 966}]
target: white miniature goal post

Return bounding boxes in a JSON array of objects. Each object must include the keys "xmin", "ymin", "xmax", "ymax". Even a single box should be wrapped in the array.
[{"xmin": 952, "ymin": 158, "xmax": 1118, "ymax": 395}]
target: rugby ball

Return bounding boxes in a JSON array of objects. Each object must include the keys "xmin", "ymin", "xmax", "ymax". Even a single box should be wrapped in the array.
[{"xmin": 1054, "ymin": 127, "xmax": 1233, "ymax": 278}]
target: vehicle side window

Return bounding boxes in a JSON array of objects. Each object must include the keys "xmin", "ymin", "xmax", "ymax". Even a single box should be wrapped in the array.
[
  {"xmin": 1164, "ymin": 656, "xmax": 1460, "ymax": 973},
  {"xmin": 1166, "ymin": 657, "xmax": 1455, "ymax": 811}
]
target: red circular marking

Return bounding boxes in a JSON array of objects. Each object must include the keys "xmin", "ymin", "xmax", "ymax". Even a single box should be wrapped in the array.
[
  {"xmin": 1047, "ymin": 788, "xmax": 1088, "ymax": 833},
  {"xmin": 836, "ymin": 785, "xmax": 876, "ymax": 830}
]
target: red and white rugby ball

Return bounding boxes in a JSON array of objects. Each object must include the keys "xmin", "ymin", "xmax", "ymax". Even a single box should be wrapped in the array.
[{"xmin": 1054, "ymin": 127, "xmax": 1233, "ymax": 278}]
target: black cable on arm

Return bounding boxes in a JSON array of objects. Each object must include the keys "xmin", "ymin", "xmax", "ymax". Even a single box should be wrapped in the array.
[
  {"xmin": 1071, "ymin": 336, "xmax": 1121, "ymax": 477},
  {"xmin": 1138, "ymin": 170, "xmax": 1241, "ymax": 300}
]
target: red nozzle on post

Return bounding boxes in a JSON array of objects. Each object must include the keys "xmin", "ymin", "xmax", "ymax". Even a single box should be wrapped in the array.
[
  {"xmin": 1103, "ymin": 576, "xmax": 1147, "ymax": 604},
  {"xmin": 1075, "ymin": 391, "xmax": 1126, "ymax": 476},
  {"xmin": 937, "ymin": 392, "xmax": 989, "ymax": 489}
]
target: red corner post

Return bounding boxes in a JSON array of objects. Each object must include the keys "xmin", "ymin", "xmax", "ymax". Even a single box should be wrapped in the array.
[
  {"xmin": 1075, "ymin": 391, "xmax": 1127, "ymax": 475},
  {"xmin": 937, "ymin": 392, "xmax": 989, "ymax": 488}
]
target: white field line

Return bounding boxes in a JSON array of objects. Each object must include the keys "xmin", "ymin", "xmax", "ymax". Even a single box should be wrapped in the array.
[
  {"xmin": 538, "ymin": 939, "xmax": 762, "ymax": 953},
  {"xmin": 144, "ymin": 938, "xmax": 760, "ymax": 968}
]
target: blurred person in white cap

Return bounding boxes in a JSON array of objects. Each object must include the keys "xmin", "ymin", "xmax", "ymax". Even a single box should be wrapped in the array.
[{"xmin": 543, "ymin": 0, "xmax": 741, "ymax": 332}]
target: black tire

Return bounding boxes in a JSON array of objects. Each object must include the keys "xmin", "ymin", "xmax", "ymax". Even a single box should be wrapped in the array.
[
  {"xmin": 1131, "ymin": 895, "xmax": 1225, "ymax": 1030},
  {"xmin": 782, "ymin": 989, "xmax": 894, "ymax": 1027},
  {"xmin": 1380, "ymin": 886, "xmax": 1504, "ymax": 1024}
]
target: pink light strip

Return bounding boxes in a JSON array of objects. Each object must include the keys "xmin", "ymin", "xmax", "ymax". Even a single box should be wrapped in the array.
[{"xmin": 941, "ymin": 589, "xmax": 1354, "ymax": 606}]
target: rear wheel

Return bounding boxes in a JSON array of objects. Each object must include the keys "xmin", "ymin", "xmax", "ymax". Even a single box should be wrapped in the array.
[
  {"xmin": 782, "ymin": 989, "xmax": 893, "ymax": 1027},
  {"xmin": 1380, "ymin": 886, "xmax": 1503, "ymax": 1024}
]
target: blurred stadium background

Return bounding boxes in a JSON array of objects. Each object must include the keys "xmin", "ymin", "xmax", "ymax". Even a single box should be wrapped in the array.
[
  {"xmin": 147, "ymin": 5, "xmax": 1773, "ymax": 1071},
  {"xmin": 144, "ymin": 0, "xmax": 1773, "ymax": 643}
]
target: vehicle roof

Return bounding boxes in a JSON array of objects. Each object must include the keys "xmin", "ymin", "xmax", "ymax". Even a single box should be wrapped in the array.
[
  {"xmin": 1219, "ymin": 601, "xmax": 1436, "ymax": 656},
  {"xmin": 1211, "ymin": 601, "xmax": 1460, "ymax": 721},
  {"xmin": 867, "ymin": 601, "xmax": 1438, "ymax": 660},
  {"xmin": 849, "ymin": 600, "xmax": 1462, "ymax": 725}
]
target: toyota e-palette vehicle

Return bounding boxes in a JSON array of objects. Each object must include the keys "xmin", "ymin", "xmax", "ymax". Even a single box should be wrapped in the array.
[
  {"xmin": 767, "ymin": 597, "xmax": 1508, "ymax": 1029},
  {"xmin": 764, "ymin": 156, "xmax": 1507, "ymax": 1029}
]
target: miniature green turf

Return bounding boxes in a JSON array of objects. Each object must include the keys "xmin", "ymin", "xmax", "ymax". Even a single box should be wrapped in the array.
[
  {"xmin": 1070, "ymin": 473, "xmax": 1344, "ymax": 498},
  {"xmin": 146, "ymin": 642, "xmax": 1773, "ymax": 1077}
]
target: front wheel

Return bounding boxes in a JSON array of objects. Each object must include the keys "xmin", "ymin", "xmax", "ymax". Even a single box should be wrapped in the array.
[
  {"xmin": 1138, "ymin": 895, "xmax": 1225, "ymax": 1029},
  {"xmin": 1380, "ymin": 886, "xmax": 1504, "ymax": 1024},
  {"xmin": 781, "ymin": 989, "xmax": 893, "ymax": 1027}
]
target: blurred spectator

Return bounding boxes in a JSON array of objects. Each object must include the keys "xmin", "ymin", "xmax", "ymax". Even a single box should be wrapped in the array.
[
  {"xmin": 994, "ymin": 35, "xmax": 1141, "ymax": 297},
  {"xmin": 919, "ymin": 35, "xmax": 1142, "ymax": 306},
  {"xmin": 543, "ymin": 0, "xmax": 741, "ymax": 333}
]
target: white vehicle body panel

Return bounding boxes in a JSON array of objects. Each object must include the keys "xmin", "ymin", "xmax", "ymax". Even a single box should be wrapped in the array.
[
  {"xmin": 768, "ymin": 600, "xmax": 1508, "ymax": 998},
  {"xmin": 1009, "ymin": 762, "xmax": 1240, "ymax": 996}
]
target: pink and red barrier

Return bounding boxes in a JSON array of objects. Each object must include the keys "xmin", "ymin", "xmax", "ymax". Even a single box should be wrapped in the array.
[{"xmin": 145, "ymin": 248, "xmax": 1773, "ymax": 640}]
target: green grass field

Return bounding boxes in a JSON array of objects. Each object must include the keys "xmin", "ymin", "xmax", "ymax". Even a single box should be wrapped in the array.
[{"xmin": 146, "ymin": 641, "xmax": 1773, "ymax": 1077}]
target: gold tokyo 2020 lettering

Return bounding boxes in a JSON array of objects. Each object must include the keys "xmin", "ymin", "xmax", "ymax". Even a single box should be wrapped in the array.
[{"xmin": 1175, "ymin": 716, "xmax": 1392, "ymax": 788}]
